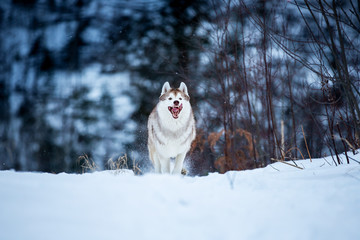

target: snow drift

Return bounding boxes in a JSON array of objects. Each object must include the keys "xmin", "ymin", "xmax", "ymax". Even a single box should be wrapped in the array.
[{"xmin": 1, "ymin": 151, "xmax": 360, "ymax": 240}]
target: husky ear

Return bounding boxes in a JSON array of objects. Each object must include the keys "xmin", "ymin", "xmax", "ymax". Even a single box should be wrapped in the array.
[
  {"xmin": 161, "ymin": 82, "xmax": 171, "ymax": 96},
  {"xmin": 179, "ymin": 82, "xmax": 189, "ymax": 96}
]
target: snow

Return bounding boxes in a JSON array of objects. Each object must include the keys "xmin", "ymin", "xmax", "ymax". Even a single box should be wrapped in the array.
[{"xmin": 1, "ymin": 151, "xmax": 360, "ymax": 240}]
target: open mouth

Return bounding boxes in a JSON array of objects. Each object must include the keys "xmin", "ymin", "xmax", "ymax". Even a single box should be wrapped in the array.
[{"xmin": 168, "ymin": 104, "xmax": 183, "ymax": 119}]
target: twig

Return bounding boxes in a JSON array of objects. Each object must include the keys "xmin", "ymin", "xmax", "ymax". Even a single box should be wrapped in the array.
[
  {"xmin": 301, "ymin": 125, "xmax": 312, "ymax": 162},
  {"xmin": 284, "ymin": 146, "xmax": 306, "ymax": 167},
  {"xmin": 331, "ymin": 135, "xmax": 357, "ymax": 152},
  {"xmin": 348, "ymin": 156, "xmax": 360, "ymax": 164},
  {"xmin": 271, "ymin": 158, "xmax": 304, "ymax": 170},
  {"xmin": 285, "ymin": 146, "xmax": 306, "ymax": 160},
  {"xmin": 281, "ymin": 120, "xmax": 285, "ymax": 159},
  {"xmin": 269, "ymin": 163, "xmax": 280, "ymax": 171},
  {"xmin": 336, "ymin": 124, "xmax": 349, "ymax": 164}
]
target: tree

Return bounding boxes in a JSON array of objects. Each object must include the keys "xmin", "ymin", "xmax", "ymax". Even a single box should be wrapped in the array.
[
  {"xmin": 266, "ymin": 0, "xmax": 360, "ymax": 161},
  {"xmin": 107, "ymin": 0, "xmax": 217, "ymax": 170}
]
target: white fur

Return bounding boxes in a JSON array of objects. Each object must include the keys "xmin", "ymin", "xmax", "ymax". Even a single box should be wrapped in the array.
[
  {"xmin": 148, "ymin": 82, "xmax": 196, "ymax": 174},
  {"xmin": 179, "ymin": 82, "xmax": 188, "ymax": 96},
  {"xmin": 161, "ymin": 82, "xmax": 171, "ymax": 96}
]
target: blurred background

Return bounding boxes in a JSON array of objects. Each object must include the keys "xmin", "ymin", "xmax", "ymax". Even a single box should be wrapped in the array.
[{"xmin": 1, "ymin": 0, "xmax": 359, "ymax": 174}]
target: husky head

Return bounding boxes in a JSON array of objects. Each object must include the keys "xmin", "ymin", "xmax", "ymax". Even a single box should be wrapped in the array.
[{"xmin": 158, "ymin": 82, "xmax": 190, "ymax": 119}]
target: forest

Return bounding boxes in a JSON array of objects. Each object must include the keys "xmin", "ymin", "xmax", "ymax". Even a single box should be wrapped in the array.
[{"xmin": 1, "ymin": 0, "xmax": 359, "ymax": 175}]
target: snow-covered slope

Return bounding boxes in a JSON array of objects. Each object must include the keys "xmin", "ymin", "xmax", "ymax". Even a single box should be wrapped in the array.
[{"xmin": 1, "ymin": 152, "xmax": 360, "ymax": 240}]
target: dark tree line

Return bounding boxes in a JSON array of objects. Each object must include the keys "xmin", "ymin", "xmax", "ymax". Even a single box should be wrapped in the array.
[{"xmin": 0, "ymin": 0, "xmax": 359, "ymax": 174}]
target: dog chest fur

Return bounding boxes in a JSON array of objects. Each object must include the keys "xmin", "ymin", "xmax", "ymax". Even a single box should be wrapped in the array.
[{"xmin": 149, "ymin": 106, "xmax": 195, "ymax": 158}]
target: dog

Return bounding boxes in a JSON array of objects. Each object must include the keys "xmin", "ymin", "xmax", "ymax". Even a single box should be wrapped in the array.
[{"xmin": 147, "ymin": 82, "xmax": 196, "ymax": 174}]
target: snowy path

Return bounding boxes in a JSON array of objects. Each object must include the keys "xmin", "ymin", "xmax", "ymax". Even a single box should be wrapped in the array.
[{"xmin": 1, "ymin": 152, "xmax": 360, "ymax": 240}]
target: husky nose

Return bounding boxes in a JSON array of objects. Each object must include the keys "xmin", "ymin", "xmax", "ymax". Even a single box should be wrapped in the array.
[{"xmin": 174, "ymin": 100, "xmax": 179, "ymax": 106}]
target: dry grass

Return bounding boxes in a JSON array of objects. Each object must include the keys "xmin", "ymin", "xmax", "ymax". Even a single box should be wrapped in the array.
[
  {"xmin": 77, "ymin": 154, "xmax": 98, "ymax": 173},
  {"xmin": 107, "ymin": 154, "xmax": 142, "ymax": 175},
  {"xmin": 77, "ymin": 153, "xmax": 142, "ymax": 175}
]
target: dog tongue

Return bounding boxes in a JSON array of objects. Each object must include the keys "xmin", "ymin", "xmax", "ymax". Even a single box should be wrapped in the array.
[{"xmin": 172, "ymin": 107, "xmax": 179, "ymax": 113}]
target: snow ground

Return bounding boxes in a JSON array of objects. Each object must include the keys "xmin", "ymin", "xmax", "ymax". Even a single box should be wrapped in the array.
[{"xmin": 1, "ymin": 151, "xmax": 360, "ymax": 240}]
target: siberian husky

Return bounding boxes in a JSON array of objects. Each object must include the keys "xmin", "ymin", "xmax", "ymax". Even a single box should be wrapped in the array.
[{"xmin": 147, "ymin": 82, "xmax": 196, "ymax": 174}]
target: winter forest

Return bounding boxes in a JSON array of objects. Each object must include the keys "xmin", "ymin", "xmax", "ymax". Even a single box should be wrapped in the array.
[{"xmin": 1, "ymin": 0, "xmax": 359, "ymax": 175}]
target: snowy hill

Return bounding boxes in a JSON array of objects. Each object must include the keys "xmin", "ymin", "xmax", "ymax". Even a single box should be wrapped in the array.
[{"xmin": 1, "ymin": 152, "xmax": 360, "ymax": 240}]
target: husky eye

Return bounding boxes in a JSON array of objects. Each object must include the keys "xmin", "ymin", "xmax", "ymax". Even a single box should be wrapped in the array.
[
  {"xmin": 179, "ymin": 97, "xmax": 182, "ymax": 100},
  {"xmin": 168, "ymin": 97, "xmax": 172, "ymax": 100}
]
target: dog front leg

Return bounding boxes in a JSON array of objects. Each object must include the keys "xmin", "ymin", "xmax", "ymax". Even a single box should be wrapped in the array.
[
  {"xmin": 152, "ymin": 152, "xmax": 161, "ymax": 173},
  {"xmin": 172, "ymin": 152, "xmax": 186, "ymax": 175},
  {"xmin": 159, "ymin": 157, "xmax": 170, "ymax": 174},
  {"xmin": 154, "ymin": 161, "xmax": 161, "ymax": 173}
]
